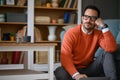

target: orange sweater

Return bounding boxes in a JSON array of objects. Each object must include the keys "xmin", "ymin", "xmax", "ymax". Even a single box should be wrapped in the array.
[{"xmin": 60, "ymin": 24, "xmax": 117, "ymax": 76}]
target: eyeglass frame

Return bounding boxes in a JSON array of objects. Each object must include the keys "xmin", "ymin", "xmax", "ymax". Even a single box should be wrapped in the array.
[{"xmin": 83, "ymin": 15, "xmax": 98, "ymax": 21}]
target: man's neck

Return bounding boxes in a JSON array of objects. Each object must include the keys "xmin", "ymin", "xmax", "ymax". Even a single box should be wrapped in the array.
[{"xmin": 82, "ymin": 26, "xmax": 93, "ymax": 34}]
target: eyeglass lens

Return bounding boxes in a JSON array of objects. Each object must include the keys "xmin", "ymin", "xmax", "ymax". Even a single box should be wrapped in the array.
[{"xmin": 84, "ymin": 15, "xmax": 97, "ymax": 21}]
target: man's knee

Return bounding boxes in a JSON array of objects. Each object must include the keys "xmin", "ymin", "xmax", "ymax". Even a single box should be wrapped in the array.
[{"xmin": 54, "ymin": 66, "xmax": 73, "ymax": 80}]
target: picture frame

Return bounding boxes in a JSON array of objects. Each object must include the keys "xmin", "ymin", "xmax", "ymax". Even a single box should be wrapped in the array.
[{"xmin": 6, "ymin": 0, "xmax": 15, "ymax": 5}]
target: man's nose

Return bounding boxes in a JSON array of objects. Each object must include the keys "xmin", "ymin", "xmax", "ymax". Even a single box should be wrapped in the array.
[{"xmin": 86, "ymin": 17, "xmax": 91, "ymax": 21}]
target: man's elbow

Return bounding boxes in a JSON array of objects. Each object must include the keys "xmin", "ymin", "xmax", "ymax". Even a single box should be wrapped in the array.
[{"xmin": 106, "ymin": 45, "xmax": 117, "ymax": 53}]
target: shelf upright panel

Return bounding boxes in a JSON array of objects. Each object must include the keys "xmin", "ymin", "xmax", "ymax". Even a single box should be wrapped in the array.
[
  {"xmin": 78, "ymin": 0, "xmax": 82, "ymax": 24},
  {"xmin": 26, "ymin": 0, "xmax": 34, "ymax": 70},
  {"xmin": 27, "ymin": 0, "xmax": 34, "ymax": 43}
]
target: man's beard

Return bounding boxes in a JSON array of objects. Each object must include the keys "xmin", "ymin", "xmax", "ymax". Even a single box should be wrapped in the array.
[{"xmin": 83, "ymin": 22, "xmax": 95, "ymax": 30}]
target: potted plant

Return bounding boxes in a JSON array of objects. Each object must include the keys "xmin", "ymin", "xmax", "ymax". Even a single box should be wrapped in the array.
[
  {"xmin": 46, "ymin": 0, "xmax": 52, "ymax": 8},
  {"xmin": 10, "ymin": 32, "xmax": 15, "ymax": 41}
]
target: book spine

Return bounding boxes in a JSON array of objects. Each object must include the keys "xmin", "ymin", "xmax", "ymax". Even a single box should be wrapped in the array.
[
  {"xmin": 63, "ymin": 12, "xmax": 70, "ymax": 23},
  {"xmin": 12, "ymin": 51, "xmax": 21, "ymax": 64},
  {"xmin": 59, "ymin": 0, "xmax": 66, "ymax": 8},
  {"xmin": 0, "ymin": 27, "xmax": 1, "ymax": 41},
  {"xmin": 67, "ymin": 0, "xmax": 72, "ymax": 8},
  {"xmin": 70, "ymin": 0, "xmax": 75, "ymax": 8},
  {"xmin": 63, "ymin": 0, "xmax": 69, "ymax": 8},
  {"xmin": 19, "ymin": 51, "xmax": 24, "ymax": 64}
]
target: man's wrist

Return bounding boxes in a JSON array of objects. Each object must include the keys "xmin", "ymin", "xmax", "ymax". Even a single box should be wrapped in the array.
[{"xmin": 72, "ymin": 72, "xmax": 80, "ymax": 79}]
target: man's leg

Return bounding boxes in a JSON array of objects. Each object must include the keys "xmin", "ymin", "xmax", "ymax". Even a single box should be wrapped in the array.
[
  {"xmin": 102, "ymin": 51, "xmax": 117, "ymax": 80},
  {"xmin": 77, "ymin": 51, "xmax": 105, "ymax": 77},
  {"xmin": 54, "ymin": 66, "xmax": 74, "ymax": 80},
  {"xmin": 54, "ymin": 51, "xmax": 117, "ymax": 80},
  {"xmin": 77, "ymin": 51, "xmax": 117, "ymax": 80}
]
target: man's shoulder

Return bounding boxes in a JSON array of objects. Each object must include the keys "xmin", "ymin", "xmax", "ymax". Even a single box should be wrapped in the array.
[{"xmin": 65, "ymin": 25, "xmax": 81, "ymax": 38}]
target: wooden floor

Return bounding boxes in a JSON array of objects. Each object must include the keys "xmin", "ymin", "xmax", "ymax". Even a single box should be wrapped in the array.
[
  {"xmin": 0, "ymin": 69, "xmax": 45, "ymax": 75},
  {"xmin": 0, "ymin": 69, "xmax": 50, "ymax": 80}
]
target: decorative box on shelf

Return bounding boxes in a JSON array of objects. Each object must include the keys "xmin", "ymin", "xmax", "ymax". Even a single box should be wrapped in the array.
[
  {"xmin": 34, "ymin": 16, "xmax": 51, "ymax": 23},
  {"xmin": 5, "ymin": 13, "xmax": 27, "ymax": 22}
]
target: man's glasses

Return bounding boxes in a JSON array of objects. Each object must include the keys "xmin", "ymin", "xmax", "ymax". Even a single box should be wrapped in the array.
[{"xmin": 83, "ymin": 15, "xmax": 98, "ymax": 21}]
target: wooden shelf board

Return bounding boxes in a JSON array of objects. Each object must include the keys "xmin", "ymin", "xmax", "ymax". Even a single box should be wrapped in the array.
[
  {"xmin": 0, "ymin": 42, "xmax": 57, "ymax": 46},
  {"xmin": 35, "ymin": 41, "xmax": 61, "ymax": 43},
  {"xmin": 0, "ymin": 5, "xmax": 27, "ymax": 9},
  {"xmin": 34, "ymin": 23, "xmax": 68, "ymax": 26},
  {"xmin": 35, "ymin": 6, "xmax": 77, "ymax": 11},
  {"xmin": 0, "ymin": 22, "xmax": 27, "ymax": 25},
  {"xmin": 0, "ymin": 41, "xmax": 16, "ymax": 43},
  {"xmin": 0, "ymin": 41, "xmax": 61, "ymax": 43}
]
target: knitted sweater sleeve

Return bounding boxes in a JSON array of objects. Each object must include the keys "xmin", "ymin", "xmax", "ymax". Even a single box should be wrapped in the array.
[
  {"xmin": 99, "ymin": 29, "xmax": 117, "ymax": 52},
  {"xmin": 60, "ymin": 28, "xmax": 78, "ymax": 76}
]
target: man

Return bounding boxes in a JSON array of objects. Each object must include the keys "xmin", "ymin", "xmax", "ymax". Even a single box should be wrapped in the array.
[{"xmin": 54, "ymin": 5, "xmax": 117, "ymax": 80}]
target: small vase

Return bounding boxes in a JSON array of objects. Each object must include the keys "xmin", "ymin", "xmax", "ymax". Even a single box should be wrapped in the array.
[
  {"xmin": 48, "ymin": 26, "xmax": 57, "ymax": 41},
  {"xmin": 52, "ymin": 0, "xmax": 58, "ymax": 8},
  {"xmin": 52, "ymin": 2, "xmax": 58, "ymax": 8}
]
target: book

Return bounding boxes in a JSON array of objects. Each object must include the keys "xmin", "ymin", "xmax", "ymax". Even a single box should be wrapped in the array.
[
  {"xmin": 67, "ymin": 0, "xmax": 72, "ymax": 8},
  {"xmin": 70, "ymin": 0, "xmax": 75, "ymax": 8},
  {"xmin": 63, "ymin": 0, "xmax": 69, "ymax": 8},
  {"xmin": 73, "ymin": 0, "xmax": 78, "ymax": 8},
  {"xmin": 34, "ymin": 27, "xmax": 42, "ymax": 42},
  {"xmin": 12, "ymin": 51, "xmax": 21, "ymax": 64},
  {"xmin": 0, "ymin": 52, "xmax": 2, "ymax": 64},
  {"xmin": 74, "ymin": 12, "xmax": 78, "ymax": 24},
  {"xmin": 22, "ymin": 26, "xmax": 27, "ymax": 37},
  {"xmin": 35, "ymin": 50, "xmax": 56, "ymax": 64},
  {"xmin": 0, "ymin": 27, "xmax": 1, "ymax": 41},
  {"xmin": 19, "ymin": 51, "xmax": 24, "ymax": 64},
  {"xmin": 59, "ymin": 0, "xmax": 66, "ymax": 8},
  {"xmin": 63, "ymin": 12, "xmax": 70, "ymax": 23},
  {"xmin": 35, "ymin": 51, "xmax": 48, "ymax": 64},
  {"xmin": 1, "ymin": 52, "xmax": 8, "ymax": 64},
  {"xmin": 69, "ymin": 12, "xmax": 76, "ymax": 24},
  {"xmin": 7, "ymin": 52, "xmax": 13, "ymax": 64}
]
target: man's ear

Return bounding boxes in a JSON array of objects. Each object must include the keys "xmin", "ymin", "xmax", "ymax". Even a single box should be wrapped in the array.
[
  {"xmin": 82, "ymin": 16, "xmax": 84, "ymax": 19},
  {"xmin": 81, "ymin": 16, "xmax": 84, "ymax": 22}
]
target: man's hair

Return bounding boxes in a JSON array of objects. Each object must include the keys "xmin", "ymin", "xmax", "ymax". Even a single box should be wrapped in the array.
[{"xmin": 83, "ymin": 5, "xmax": 100, "ymax": 17}]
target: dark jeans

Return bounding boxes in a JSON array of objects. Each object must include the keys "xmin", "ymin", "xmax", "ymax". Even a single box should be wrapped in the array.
[{"xmin": 54, "ymin": 51, "xmax": 117, "ymax": 80}]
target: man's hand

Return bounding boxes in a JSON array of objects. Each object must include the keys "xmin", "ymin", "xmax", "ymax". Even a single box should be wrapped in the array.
[
  {"xmin": 95, "ymin": 18, "xmax": 105, "ymax": 28},
  {"xmin": 74, "ymin": 73, "xmax": 87, "ymax": 80}
]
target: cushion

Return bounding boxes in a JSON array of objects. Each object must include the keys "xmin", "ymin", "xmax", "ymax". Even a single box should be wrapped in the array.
[
  {"xmin": 116, "ymin": 32, "xmax": 120, "ymax": 44},
  {"xmin": 104, "ymin": 19, "xmax": 120, "ymax": 39},
  {"xmin": 95, "ymin": 19, "xmax": 120, "ymax": 57},
  {"xmin": 62, "ymin": 24, "xmax": 77, "ymax": 31},
  {"xmin": 114, "ymin": 44, "xmax": 120, "ymax": 60}
]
